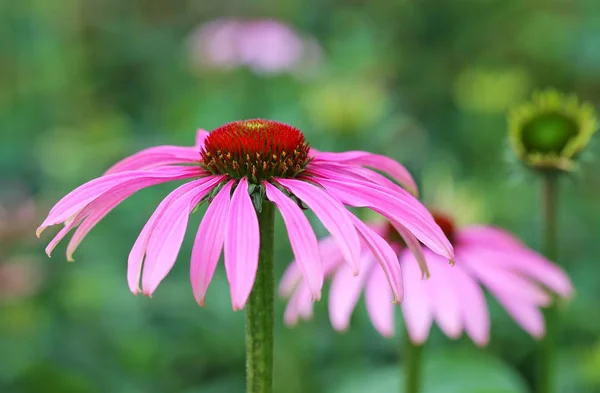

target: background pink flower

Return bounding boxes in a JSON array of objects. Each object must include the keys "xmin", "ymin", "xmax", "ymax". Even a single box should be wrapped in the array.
[
  {"xmin": 282, "ymin": 213, "xmax": 573, "ymax": 346},
  {"xmin": 188, "ymin": 18, "xmax": 322, "ymax": 75}
]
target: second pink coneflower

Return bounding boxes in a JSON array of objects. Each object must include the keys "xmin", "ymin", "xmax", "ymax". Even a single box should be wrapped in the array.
[{"xmin": 282, "ymin": 211, "xmax": 573, "ymax": 344}]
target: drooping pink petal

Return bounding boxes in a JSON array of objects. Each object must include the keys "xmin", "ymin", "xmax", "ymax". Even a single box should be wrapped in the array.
[
  {"xmin": 315, "ymin": 177, "xmax": 454, "ymax": 261},
  {"xmin": 224, "ymin": 177, "xmax": 260, "ymax": 310},
  {"xmin": 127, "ymin": 175, "xmax": 224, "ymax": 294},
  {"xmin": 44, "ymin": 168, "xmax": 202, "ymax": 258},
  {"xmin": 390, "ymin": 221, "xmax": 430, "ymax": 279},
  {"xmin": 65, "ymin": 191, "xmax": 133, "ymax": 261},
  {"xmin": 400, "ymin": 252, "xmax": 434, "ymax": 344},
  {"xmin": 105, "ymin": 146, "xmax": 202, "ymax": 174},
  {"xmin": 279, "ymin": 262, "xmax": 302, "ymax": 298},
  {"xmin": 278, "ymin": 235, "xmax": 342, "ymax": 298},
  {"xmin": 460, "ymin": 241, "xmax": 573, "ymax": 298},
  {"xmin": 311, "ymin": 150, "xmax": 418, "ymax": 195},
  {"xmin": 494, "ymin": 294, "xmax": 546, "ymax": 338},
  {"xmin": 365, "ymin": 263, "xmax": 395, "ymax": 338},
  {"xmin": 276, "ymin": 178, "xmax": 361, "ymax": 274},
  {"xmin": 190, "ymin": 180, "xmax": 235, "ymax": 306},
  {"xmin": 460, "ymin": 247, "xmax": 552, "ymax": 306},
  {"xmin": 328, "ymin": 256, "xmax": 372, "ymax": 331},
  {"xmin": 38, "ymin": 166, "xmax": 201, "ymax": 236},
  {"xmin": 309, "ymin": 163, "xmax": 414, "ymax": 201},
  {"xmin": 458, "ymin": 226, "xmax": 525, "ymax": 250},
  {"xmin": 140, "ymin": 176, "xmax": 225, "ymax": 296},
  {"xmin": 350, "ymin": 216, "xmax": 404, "ymax": 303},
  {"xmin": 308, "ymin": 165, "xmax": 435, "ymax": 222},
  {"xmin": 264, "ymin": 182, "xmax": 323, "ymax": 300},
  {"xmin": 284, "ymin": 282, "xmax": 314, "ymax": 326},
  {"xmin": 424, "ymin": 252, "xmax": 462, "ymax": 339},
  {"xmin": 451, "ymin": 262, "xmax": 490, "ymax": 346},
  {"xmin": 505, "ymin": 247, "xmax": 573, "ymax": 298}
]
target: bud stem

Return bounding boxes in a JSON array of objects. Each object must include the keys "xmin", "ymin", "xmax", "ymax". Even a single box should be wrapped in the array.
[
  {"xmin": 245, "ymin": 202, "xmax": 275, "ymax": 393},
  {"xmin": 537, "ymin": 173, "xmax": 559, "ymax": 393}
]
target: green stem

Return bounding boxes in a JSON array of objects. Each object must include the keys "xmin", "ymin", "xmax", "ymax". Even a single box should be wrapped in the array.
[
  {"xmin": 245, "ymin": 202, "xmax": 275, "ymax": 393},
  {"xmin": 538, "ymin": 173, "xmax": 558, "ymax": 393},
  {"xmin": 405, "ymin": 339, "xmax": 423, "ymax": 393}
]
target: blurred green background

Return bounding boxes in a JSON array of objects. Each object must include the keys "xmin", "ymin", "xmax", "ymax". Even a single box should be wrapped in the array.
[{"xmin": 1, "ymin": 1, "xmax": 600, "ymax": 392}]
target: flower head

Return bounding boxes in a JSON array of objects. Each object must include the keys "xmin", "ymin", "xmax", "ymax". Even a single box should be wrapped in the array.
[
  {"xmin": 38, "ymin": 120, "xmax": 453, "ymax": 311},
  {"xmin": 282, "ymin": 211, "xmax": 573, "ymax": 345},
  {"xmin": 509, "ymin": 89, "xmax": 597, "ymax": 173}
]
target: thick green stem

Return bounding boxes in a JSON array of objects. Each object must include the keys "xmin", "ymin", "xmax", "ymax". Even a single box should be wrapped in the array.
[
  {"xmin": 537, "ymin": 174, "xmax": 558, "ymax": 393},
  {"xmin": 405, "ymin": 339, "xmax": 423, "ymax": 393},
  {"xmin": 245, "ymin": 202, "xmax": 275, "ymax": 393}
]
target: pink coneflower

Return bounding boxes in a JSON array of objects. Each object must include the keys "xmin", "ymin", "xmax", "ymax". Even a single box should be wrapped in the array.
[
  {"xmin": 188, "ymin": 19, "xmax": 322, "ymax": 75},
  {"xmin": 37, "ymin": 119, "xmax": 453, "ymax": 310},
  {"xmin": 281, "ymin": 211, "xmax": 573, "ymax": 345}
]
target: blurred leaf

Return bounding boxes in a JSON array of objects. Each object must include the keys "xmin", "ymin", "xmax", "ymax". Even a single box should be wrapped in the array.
[{"xmin": 331, "ymin": 349, "xmax": 528, "ymax": 393}]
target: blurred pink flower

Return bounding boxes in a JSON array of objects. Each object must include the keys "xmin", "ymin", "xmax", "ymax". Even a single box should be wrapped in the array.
[
  {"xmin": 0, "ymin": 257, "xmax": 43, "ymax": 302},
  {"xmin": 38, "ymin": 120, "xmax": 452, "ymax": 310},
  {"xmin": 0, "ymin": 197, "xmax": 37, "ymax": 246},
  {"xmin": 281, "ymin": 212, "xmax": 573, "ymax": 346},
  {"xmin": 188, "ymin": 18, "xmax": 322, "ymax": 75}
]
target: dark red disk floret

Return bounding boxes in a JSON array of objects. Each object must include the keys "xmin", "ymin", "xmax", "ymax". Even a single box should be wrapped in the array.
[{"xmin": 201, "ymin": 119, "xmax": 311, "ymax": 182}]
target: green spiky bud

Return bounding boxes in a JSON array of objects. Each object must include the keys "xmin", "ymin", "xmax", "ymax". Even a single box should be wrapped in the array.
[{"xmin": 508, "ymin": 89, "xmax": 597, "ymax": 173}]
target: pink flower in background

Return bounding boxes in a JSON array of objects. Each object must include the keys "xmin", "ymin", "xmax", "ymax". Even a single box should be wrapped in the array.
[
  {"xmin": 0, "ymin": 257, "xmax": 43, "ymax": 302},
  {"xmin": 38, "ymin": 119, "xmax": 452, "ymax": 310},
  {"xmin": 0, "ymin": 192, "xmax": 44, "ymax": 302},
  {"xmin": 189, "ymin": 18, "xmax": 322, "ymax": 75},
  {"xmin": 282, "ymin": 212, "xmax": 573, "ymax": 345},
  {"xmin": 0, "ymin": 196, "xmax": 37, "ymax": 246}
]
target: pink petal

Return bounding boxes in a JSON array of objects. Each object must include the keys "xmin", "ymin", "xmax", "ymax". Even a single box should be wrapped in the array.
[
  {"xmin": 38, "ymin": 166, "xmax": 200, "ymax": 236},
  {"xmin": 195, "ymin": 129, "xmax": 209, "ymax": 147},
  {"xmin": 276, "ymin": 178, "xmax": 361, "ymax": 274},
  {"xmin": 308, "ymin": 166, "xmax": 434, "ymax": 223},
  {"xmin": 44, "ymin": 168, "xmax": 201, "ymax": 257},
  {"xmin": 400, "ymin": 251, "xmax": 434, "ymax": 344},
  {"xmin": 190, "ymin": 180, "xmax": 235, "ymax": 306},
  {"xmin": 65, "ymin": 191, "xmax": 133, "ymax": 261},
  {"xmin": 279, "ymin": 261, "xmax": 302, "ymax": 298},
  {"xmin": 140, "ymin": 176, "xmax": 225, "ymax": 296},
  {"xmin": 390, "ymin": 221, "xmax": 430, "ymax": 279},
  {"xmin": 494, "ymin": 294, "xmax": 546, "ymax": 338},
  {"xmin": 265, "ymin": 182, "xmax": 323, "ymax": 300},
  {"xmin": 315, "ymin": 177, "xmax": 454, "ymax": 261},
  {"xmin": 508, "ymin": 248, "xmax": 573, "ymax": 298},
  {"xmin": 105, "ymin": 146, "xmax": 202, "ymax": 174},
  {"xmin": 451, "ymin": 262, "xmax": 490, "ymax": 346},
  {"xmin": 127, "ymin": 175, "xmax": 224, "ymax": 294},
  {"xmin": 424, "ymin": 252, "xmax": 462, "ymax": 339},
  {"xmin": 458, "ymin": 228, "xmax": 573, "ymax": 298},
  {"xmin": 224, "ymin": 178, "xmax": 260, "ymax": 311},
  {"xmin": 460, "ymin": 247, "xmax": 552, "ymax": 306},
  {"xmin": 284, "ymin": 282, "xmax": 314, "ymax": 326},
  {"xmin": 310, "ymin": 162, "xmax": 412, "ymax": 198},
  {"xmin": 458, "ymin": 226, "xmax": 524, "ymax": 250},
  {"xmin": 350, "ymin": 216, "xmax": 404, "ymax": 303},
  {"xmin": 311, "ymin": 150, "xmax": 418, "ymax": 195},
  {"xmin": 278, "ymin": 235, "xmax": 343, "ymax": 298},
  {"xmin": 328, "ymin": 256, "xmax": 372, "ymax": 331},
  {"xmin": 365, "ymin": 262, "xmax": 396, "ymax": 338}
]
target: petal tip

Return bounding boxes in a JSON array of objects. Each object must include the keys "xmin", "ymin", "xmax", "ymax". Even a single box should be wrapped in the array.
[{"xmin": 36, "ymin": 226, "xmax": 46, "ymax": 238}]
